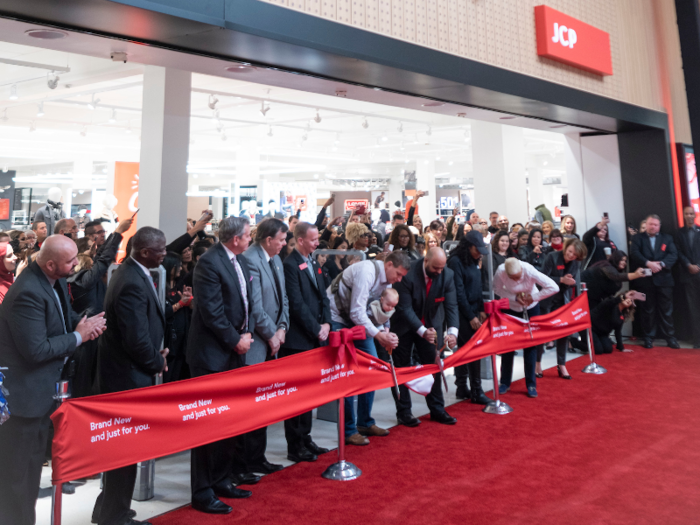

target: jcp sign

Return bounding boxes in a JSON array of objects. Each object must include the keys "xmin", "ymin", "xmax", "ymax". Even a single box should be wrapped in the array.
[{"xmin": 534, "ymin": 5, "xmax": 613, "ymax": 76}]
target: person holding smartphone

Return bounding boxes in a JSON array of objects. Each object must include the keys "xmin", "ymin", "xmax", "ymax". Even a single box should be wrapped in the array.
[{"xmin": 582, "ymin": 214, "xmax": 618, "ymax": 268}]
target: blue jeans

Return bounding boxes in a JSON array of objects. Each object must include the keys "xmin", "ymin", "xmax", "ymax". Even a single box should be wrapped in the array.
[{"xmin": 331, "ymin": 321, "xmax": 377, "ymax": 437}]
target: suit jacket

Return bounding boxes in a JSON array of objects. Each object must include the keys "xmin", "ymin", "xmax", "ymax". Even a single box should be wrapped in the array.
[
  {"xmin": 674, "ymin": 226, "xmax": 700, "ymax": 282},
  {"xmin": 0, "ymin": 262, "xmax": 81, "ymax": 417},
  {"xmin": 282, "ymin": 249, "xmax": 331, "ymax": 351},
  {"xmin": 391, "ymin": 257, "xmax": 459, "ymax": 350},
  {"xmin": 542, "ymin": 250, "xmax": 581, "ymax": 305},
  {"xmin": 186, "ymin": 242, "xmax": 255, "ymax": 372},
  {"xmin": 446, "ymin": 256, "xmax": 483, "ymax": 323},
  {"xmin": 97, "ymin": 258, "xmax": 165, "ymax": 394},
  {"xmin": 630, "ymin": 232, "xmax": 677, "ymax": 288},
  {"xmin": 242, "ymin": 243, "xmax": 289, "ymax": 365}
]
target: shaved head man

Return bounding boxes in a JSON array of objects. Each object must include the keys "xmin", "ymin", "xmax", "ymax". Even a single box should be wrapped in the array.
[
  {"xmin": 37, "ymin": 234, "xmax": 79, "ymax": 278},
  {"xmin": 54, "ymin": 218, "xmax": 78, "ymax": 241}
]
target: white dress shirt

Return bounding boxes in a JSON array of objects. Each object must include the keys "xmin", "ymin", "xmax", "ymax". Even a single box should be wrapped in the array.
[{"xmin": 493, "ymin": 261, "xmax": 558, "ymax": 312}]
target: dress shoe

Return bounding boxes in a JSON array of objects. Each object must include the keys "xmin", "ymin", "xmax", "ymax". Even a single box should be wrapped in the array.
[
  {"xmin": 535, "ymin": 372, "xmax": 543, "ymax": 378},
  {"xmin": 430, "ymin": 412, "xmax": 457, "ymax": 425},
  {"xmin": 230, "ymin": 472, "xmax": 261, "ymax": 486},
  {"xmin": 455, "ymin": 386, "xmax": 470, "ymax": 400},
  {"xmin": 470, "ymin": 392, "xmax": 493, "ymax": 405},
  {"xmin": 247, "ymin": 460, "xmax": 284, "ymax": 475},
  {"xmin": 498, "ymin": 384, "xmax": 509, "ymax": 395},
  {"xmin": 345, "ymin": 433, "xmax": 369, "ymax": 446},
  {"xmin": 287, "ymin": 448, "xmax": 317, "ymax": 462},
  {"xmin": 123, "ymin": 520, "xmax": 151, "ymax": 525},
  {"xmin": 397, "ymin": 414, "xmax": 421, "ymax": 427},
  {"xmin": 304, "ymin": 440, "xmax": 330, "ymax": 455},
  {"xmin": 214, "ymin": 481, "xmax": 252, "ymax": 499},
  {"xmin": 642, "ymin": 338, "xmax": 653, "ymax": 349},
  {"xmin": 693, "ymin": 341, "xmax": 700, "ymax": 349},
  {"xmin": 192, "ymin": 496, "xmax": 234, "ymax": 514},
  {"xmin": 91, "ymin": 509, "xmax": 136, "ymax": 523},
  {"xmin": 527, "ymin": 386, "xmax": 538, "ymax": 398},
  {"xmin": 667, "ymin": 339, "xmax": 681, "ymax": 349},
  {"xmin": 557, "ymin": 365, "xmax": 572, "ymax": 380},
  {"xmin": 62, "ymin": 482, "xmax": 77, "ymax": 495},
  {"xmin": 358, "ymin": 424, "xmax": 389, "ymax": 437}
]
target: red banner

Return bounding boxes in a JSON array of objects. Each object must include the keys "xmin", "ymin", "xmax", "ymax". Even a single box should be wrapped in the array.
[{"xmin": 50, "ymin": 294, "xmax": 591, "ymax": 484}]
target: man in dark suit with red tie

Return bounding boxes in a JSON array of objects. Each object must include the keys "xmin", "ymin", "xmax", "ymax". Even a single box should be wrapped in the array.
[
  {"xmin": 391, "ymin": 247, "xmax": 459, "ymax": 426},
  {"xmin": 187, "ymin": 217, "xmax": 256, "ymax": 515}
]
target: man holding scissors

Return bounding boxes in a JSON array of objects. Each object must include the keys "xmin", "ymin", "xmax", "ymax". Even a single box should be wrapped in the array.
[
  {"xmin": 391, "ymin": 248, "xmax": 459, "ymax": 426},
  {"xmin": 493, "ymin": 258, "xmax": 558, "ymax": 398}
]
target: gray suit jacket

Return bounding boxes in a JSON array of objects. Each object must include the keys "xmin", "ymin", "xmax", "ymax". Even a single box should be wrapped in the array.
[{"xmin": 242, "ymin": 243, "xmax": 289, "ymax": 365}]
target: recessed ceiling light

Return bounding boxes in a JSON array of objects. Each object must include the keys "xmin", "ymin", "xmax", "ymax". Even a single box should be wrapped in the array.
[
  {"xmin": 499, "ymin": 116, "xmax": 517, "ymax": 120},
  {"xmin": 225, "ymin": 64, "xmax": 255, "ymax": 73},
  {"xmin": 25, "ymin": 29, "xmax": 68, "ymax": 40},
  {"xmin": 549, "ymin": 124, "xmax": 567, "ymax": 129},
  {"xmin": 422, "ymin": 102, "xmax": 445, "ymax": 107}
]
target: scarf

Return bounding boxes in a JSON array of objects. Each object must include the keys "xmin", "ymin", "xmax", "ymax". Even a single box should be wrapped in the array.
[{"xmin": 550, "ymin": 240, "xmax": 563, "ymax": 251}]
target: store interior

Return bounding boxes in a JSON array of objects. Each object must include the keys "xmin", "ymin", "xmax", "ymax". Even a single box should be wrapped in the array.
[{"xmin": 0, "ymin": 37, "xmax": 595, "ymax": 232}]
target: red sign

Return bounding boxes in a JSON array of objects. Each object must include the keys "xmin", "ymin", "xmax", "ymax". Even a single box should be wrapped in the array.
[
  {"xmin": 113, "ymin": 162, "xmax": 139, "ymax": 261},
  {"xmin": 0, "ymin": 199, "xmax": 8, "ymax": 221},
  {"xmin": 535, "ymin": 5, "xmax": 613, "ymax": 76},
  {"xmin": 685, "ymin": 153, "xmax": 700, "ymax": 227},
  {"xmin": 344, "ymin": 199, "xmax": 369, "ymax": 212}
]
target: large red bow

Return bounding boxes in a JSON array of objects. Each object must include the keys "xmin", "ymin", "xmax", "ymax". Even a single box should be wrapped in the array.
[
  {"xmin": 327, "ymin": 326, "xmax": 366, "ymax": 367},
  {"xmin": 484, "ymin": 298, "xmax": 510, "ymax": 314}
]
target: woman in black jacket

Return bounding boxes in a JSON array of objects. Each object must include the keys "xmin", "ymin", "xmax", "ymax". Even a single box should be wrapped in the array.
[
  {"xmin": 518, "ymin": 228, "xmax": 549, "ymax": 271},
  {"xmin": 540, "ymin": 238, "xmax": 588, "ymax": 379},
  {"xmin": 581, "ymin": 250, "xmax": 645, "ymax": 309},
  {"xmin": 446, "ymin": 232, "xmax": 491, "ymax": 404},
  {"xmin": 591, "ymin": 292, "xmax": 635, "ymax": 354},
  {"xmin": 582, "ymin": 216, "xmax": 618, "ymax": 268},
  {"xmin": 324, "ymin": 235, "xmax": 348, "ymax": 281},
  {"xmin": 162, "ymin": 252, "xmax": 193, "ymax": 383}
]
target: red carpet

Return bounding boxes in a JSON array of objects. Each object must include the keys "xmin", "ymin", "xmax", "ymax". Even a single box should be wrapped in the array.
[{"xmin": 152, "ymin": 347, "xmax": 700, "ymax": 525}]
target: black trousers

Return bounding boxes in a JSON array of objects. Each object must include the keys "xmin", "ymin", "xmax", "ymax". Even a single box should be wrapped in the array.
[
  {"xmin": 232, "ymin": 427, "xmax": 267, "ymax": 473},
  {"xmin": 189, "ymin": 366, "xmax": 239, "ymax": 502},
  {"xmin": 454, "ymin": 321, "xmax": 485, "ymax": 394},
  {"xmin": 499, "ymin": 306, "xmax": 540, "ymax": 390},
  {"xmin": 684, "ymin": 278, "xmax": 700, "ymax": 345},
  {"xmin": 279, "ymin": 348, "xmax": 313, "ymax": 453},
  {"xmin": 592, "ymin": 330, "xmax": 614, "ymax": 355},
  {"xmin": 639, "ymin": 285, "xmax": 675, "ymax": 340},
  {"xmin": 391, "ymin": 332, "xmax": 446, "ymax": 418},
  {"xmin": 98, "ymin": 464, "xmax": 137, "ymax": 525},
  {"xmin": 0, "ymin": 413, "xmax": 51, "ymax": 525}
]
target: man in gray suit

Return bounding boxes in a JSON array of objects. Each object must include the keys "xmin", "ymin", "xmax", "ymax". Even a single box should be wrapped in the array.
[
  {"xmin": 239, "ymin": 218, "xmax": 289, "ymax": 476},
  {"xmin": 0, "ymin": 235, "xmax": 106, "ymax": 525}
]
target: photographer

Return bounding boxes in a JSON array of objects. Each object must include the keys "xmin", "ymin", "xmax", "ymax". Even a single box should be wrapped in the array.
[{"xmin": 591, "ymin": 292, "xmax": 638, "ymax": 354}]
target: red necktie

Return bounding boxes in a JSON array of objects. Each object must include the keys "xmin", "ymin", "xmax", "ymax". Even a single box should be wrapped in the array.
[{"xmin": 422, "ymin": 277, "xmax": 432, "ymax": 324}]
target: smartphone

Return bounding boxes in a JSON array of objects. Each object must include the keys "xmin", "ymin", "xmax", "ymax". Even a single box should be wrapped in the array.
[
  {"xmin": 131, "ymin": 208, "xmax": 140, "ymax": 219},
  {"xmin": 421, "ymin": 190, "xmax": 430, "ymax": 196},
  {"xmin": 643, "ymin": 268, "xmax": 653, "ymax": 276},
  {"xmin": 603, "ymin": 212, "xmax": 609, "ymax": 218},
  {"xmin": 631, "ymin": 291, "xmax": 647, "ymax": 302},
  {"xmin": 387, "ymin": 244, "xmax": 394, "ymax": 252}
]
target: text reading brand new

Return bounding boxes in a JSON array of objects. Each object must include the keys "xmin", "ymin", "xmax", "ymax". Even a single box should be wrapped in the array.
[{"xmin": 535, "ymin": 5, "xmax": 613, "ymax": 76}]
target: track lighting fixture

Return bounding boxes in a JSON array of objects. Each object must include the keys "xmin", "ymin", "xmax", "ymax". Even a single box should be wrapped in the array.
[
  {"xmin": 260, "ymin": 101, "xmax": 270, "ymax": 117},
  {"xmin": 267, "ymin": 125, "xmax": 273, "ymax": 137},
  {"xmin": 9, "ymin": 84, "xmax": 17, "ymax": 100},
  {"xmin": 313, "ymin": 110, "xmax": 322, "ymax": 124},
  {"xmin": 220, "ymin": 133, "xmax": 227, "ymax": 141},
  {"xmin": 334, "ymin": 133, "xmax": 340, "ymax": 145},
  {"xmin": 87, "ymin": 94, "xmax": 100, "ymax": 110},
  {"xmin": 47, "ymin": 72, "xmax": 59, "ymax": 90},
  {"xmin": 426, "ymin": 126, "xmax": 432, "ymax": 136},
  {"xmin": 109, "ymin": 108, "xmax": 116, "ymax": 123},
  {"xmin": 302, "ymin": 133, "xmax": 308, "ymax": 142},
  {"xmin": 211, "ymin": 109, "xmax": 220, "ymax": 121},
  {"xmin": 397, "ymin": 122, "xmax": 403, "ymax": 133},
  {"xmin": 362, "ymin": 117, "xmax": 369, "ymax": 129},
  {"xmin": 208, "ymin": 94, "xmax": 218, "ymax": 110},
  {"xmin": 36, "ymin": 102, "xmax": 44, "ymax": 117}
]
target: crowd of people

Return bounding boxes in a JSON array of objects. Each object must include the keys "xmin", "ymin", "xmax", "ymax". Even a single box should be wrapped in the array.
[{"xmin": 1, "ymin": 193, "xmax": 699, "ymax": 525}]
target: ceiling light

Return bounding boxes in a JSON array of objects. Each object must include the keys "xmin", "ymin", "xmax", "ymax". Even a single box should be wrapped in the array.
[
  {"xmin": 543, "ymin": 160, "xmax": 548, "ymax": 166},
  {"xmin": 334, "ymin": 133, "xmax": 340, "ymax": 145},
  {"xmin": 313, "ymin": 174, "xmax": 319, "ymax": 179},
  {"xmin": 220, "ymin": 133, "xmax": 227, "ymax": 141},
  {"xmin": 313, "ymin": 110, "xmax": 322, "ymax": 124},
  {"xmin": 373, "ymin": 87, "xmax": 382, "ymax": 91},
  {"xmin": 499, "ymin": 116, "xmax": 516, "ymax": 120},
  {"xmin": 549, "ymin": 124, "xmax": 567, "ymax": 129},
  {"xmin": 449, "ymin": 161, "xmax": 454, "ymax": 166},
  {"xmin": 208, "ymin": 94, "xmax": 218, "ymax": 110},
  {"xmin": 422, "ymin": 102, "xmax": 445, "ymax": 107},
  {"xmin": 397, "ymin": 122, "xmax": 403, "ymax": 133},
  {"xmin": 260, "ymin": 101, "xmax": 270, "ymax": 117},
  {"xmin": 126, "ymin": 122, "xmax": 132, "ymax": 134},
  {"xmin": 80, "ymin": 126, "xmax": 87, "ymax": 137},
  {"xmin": 193, "ymin": 174, "xmax": 199, "ymax": 179},
  {"xmin": 29, "ymin": 121, "xmax": 36, "ymax": 132},
  {"xmin": 109, "ymin": 108, "xmax": 116, "ymax": 123},
  {"xmin": 87, "ymin": 94, "xmax": 100, "ymax": 110},
  {"xmin": 36, "ymin": 103, "xmax": 44, "ymax": 117},
  {"xmin": 382, "ymin": 135, "xmax": 388, "ymax": 141},
  {"xmin": 47, "ymin": 72, "xmax": 60, "ymax": 90},
  {"xmin": 25, "ymin": 28, "xmax": 68, "ymax": 40},
  {"xmin": 400, "ymin": 142, "xmax": 405, "ymax": 151},
  {"xmin": 9, "ymin": 84, "xmax": 17, "ymax": 100},
  {"xmin": 426, "ymin": 126, "xmax": 432, "ymax": 136},
  {"xmin": 362, "ymin": 117, "xmax": 369, "ymax": 129},
  {"xmin": 1, "ymin": 166, "xmax": 7, "ymax": 173},
  {"xmin": 78, "ymin": 190, "xmax": 84, "ymax": 194},
  {"xmin": 72, "ymin": 193, "xmax": 76, "ymax": 198},
  {"xmin": 267, "ymin": 125, "xmax": 273, "ymax": 137},
  {"xmin": 302, "ymin": 133, "xmax": 308, "ymax": 142}
]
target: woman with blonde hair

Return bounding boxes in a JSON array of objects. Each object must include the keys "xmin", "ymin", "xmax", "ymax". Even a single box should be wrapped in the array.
[
  {"xmin": 541, "ymin": 220, "xmax": 554, "ymax": 241},
  {"xmin": 345, "ymin": 222, "xmax": 371, "ymax": 264},
  {"xmin": 561, "ymin": 215, "xmax": 579, "ymax": 239}
]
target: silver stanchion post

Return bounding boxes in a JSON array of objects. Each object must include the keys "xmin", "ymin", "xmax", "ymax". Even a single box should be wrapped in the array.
[
  {"xmin": 321, "ymin": 398, "xmax": 361, "ymax": 480},
  {"xmin": 51, "ymin": 380, "xmax": 71, "ymax": 525},
  {"xmin": 580, "ymin": 283, "xmax": 607, "ymax": 375},
  {"xmin": 482, "ymin": 355, "xmax": 513, "ymax": 415}
]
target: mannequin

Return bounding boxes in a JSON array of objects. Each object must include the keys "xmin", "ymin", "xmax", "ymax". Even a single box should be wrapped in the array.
[
  {"xmin": 33, "ymin": 187, "xmax": 65, "ymax": 235},
  {"xmin": 99, "ymin": 194, "xmax": 119, "ymax": 234}
]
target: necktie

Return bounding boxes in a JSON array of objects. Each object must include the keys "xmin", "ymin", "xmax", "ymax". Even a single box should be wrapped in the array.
[
  {"xmin": 53, "ymin": 282, "xmax": 68, "ymax": 334},
  {"xmin": 307, "ymin": 256, "xmax": 317, "ymax": 288},
  {"xmin": 422, "ymin": 277, "xmax": 432, "ymax": 325},
  {"xmin": 231, "ymin": 255, "xmax": 249, "ymax": 331},
  {"xmin": 269, "ymin": 258, "xmax": 282, "ymax": 302}
]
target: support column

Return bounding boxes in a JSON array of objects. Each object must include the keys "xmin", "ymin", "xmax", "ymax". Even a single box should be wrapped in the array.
[
  {"xmin": 564, "ymin": 134, "xmax": 586, "ymax": 225},
  {"xmin": 472, "ymin": 122, "xmax": 528, "ymax": 222},
  {"xmin": 138, "ymin": 66, "xmax": 191, "ymax": 241},
  {"xmin": 416, "ymin": 160, "xmax": 436, "ymax": 226}
]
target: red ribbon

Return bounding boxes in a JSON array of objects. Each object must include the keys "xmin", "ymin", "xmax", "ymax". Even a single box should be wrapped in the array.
[
  {"xmin": 484, "ymin": 298, "xmax": 510, "ymax": 314},
  {"xmin": 327, "ymin": 325, "xmax": 366, "ymax": 367}
]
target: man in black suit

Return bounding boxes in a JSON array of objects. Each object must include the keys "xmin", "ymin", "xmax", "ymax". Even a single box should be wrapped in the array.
[
  {"xmin": 0, "ymin": 235, "xmax": 106, "ymax": 525},
  {"xmin": 186, "ymin": 216, "xmax": 255, "ymax": 515},
  {"xmin": 391, "ymin": 247, "xmax": 459, "ymax": 426},
  {"xmin": 630, "ymin": 214, "xmax": 680, "ymax": 349},
  {"xmin": 280, "ymin": 221, "xmax": 332, "ymax": 463},
  {"xmin": 675, "ymin": 206, "xmax": 700, "ymax": 348},
  {"xmin": 93, "ymin": 227, "xmax": 169, "ymax": 525}
]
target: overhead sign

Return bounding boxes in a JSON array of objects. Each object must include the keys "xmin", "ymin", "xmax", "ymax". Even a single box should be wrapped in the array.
[
  {"xmin": 344, "ymin": 199, "xmax": 369, "ymax": 212},
  {"xmin": 534, "ymin": 5, "xmax": 613, "ymax": 76}
]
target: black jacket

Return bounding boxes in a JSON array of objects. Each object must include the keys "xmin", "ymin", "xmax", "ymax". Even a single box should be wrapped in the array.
[
  {"xmin": 391, "ymin": 258, "xmax": 459, "ymax": 350},
  {"xmin": 674, "ymin": 226, "xmax": 700, "ymax": 282},
  {"xmin": 629, "ymin": 232, "xmax": 677, "ymax": 288},
  {"xmin": 591, "ymin": 295, "xmax": 627, "ymax": 335},
  {"xmin": 97, "ymin": 258, "xmax": 165, "ymax": 394},
  {"xmin": 582, "ymin": 224, "xmax": 618, "ymax": 267},
  {"xmin": 581, "ymin": 263, "xmax": 628, "ymax": 309},
  {"xmin": 186, "ymin": 243, "xmax": 254, "ymax": 372},
  {"xmin": 447, "ymin": 255, "xmax": 483, "ymax": 323},
  {"xmin": 67, "ymin": 232, "xmax": 122, "ymax": 317},
  {"xmin": 542, "ymin": 250, "xmax": 580, "ymax": 307},
  {"xmin": 282, "ymin": 249, "xmax": 331, "ymax": 351},
  {"xmin": 518, "ymin": 244, "xmax": 549, "ymax": 271},
  {"xmin": 0, "ymin": 262, "xmax": 81, "ymax": 417}
]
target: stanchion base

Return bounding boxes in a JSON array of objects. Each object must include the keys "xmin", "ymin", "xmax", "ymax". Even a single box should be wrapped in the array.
[
  {"xmin": 322, "ymin": 460, "xmax": 362, "ymax": 481},
  {"xmin": 482, "ymin": 400, "xmax": 513, "ymax": 415},
  {"xmin": 581, "ymin": 363, "xmax": 607, "ymax": 375}
]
